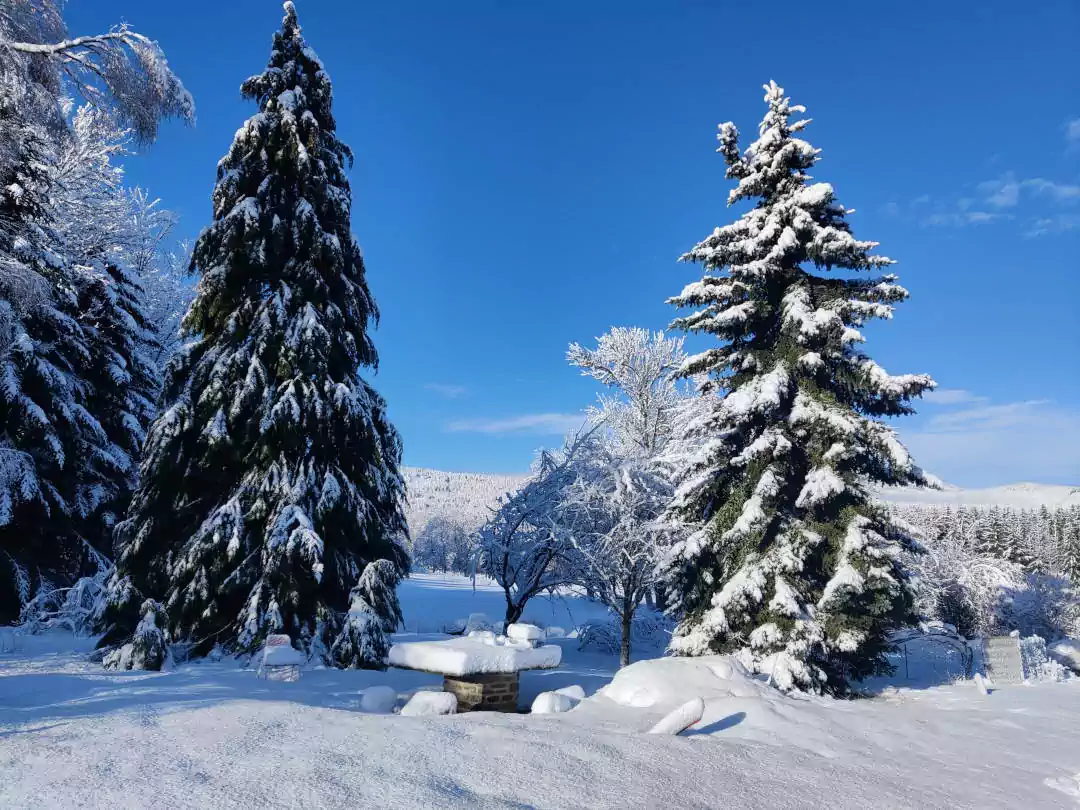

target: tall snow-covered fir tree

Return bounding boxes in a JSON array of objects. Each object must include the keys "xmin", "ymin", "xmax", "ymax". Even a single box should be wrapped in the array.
[
  {"xmin": 103, "ymin": 2, "xmax": 407, "ymax": 666},
  {"xmin": 665, "ymin": 82, "xmax": 934, "ymax": 694},
  {"xmin": 74, "ymin": 258, "xmax": 160, "ymax": 554}
]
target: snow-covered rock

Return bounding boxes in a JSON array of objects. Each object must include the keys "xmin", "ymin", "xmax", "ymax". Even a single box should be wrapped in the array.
[
  {"xmin": 506, "ymin": 623, "xmax": 544, "ymax": 645},
  {"xmin": 532, "ymin": 684, "xmax": 586, "ymax": 714},
  {"xmin": 647, "ymin": 697, "xmax": 706, "ymax": 735},
  {"xmin": 545, "ymin": 626, "xmax": 566, "ymax": 639},
  {"xmin": 1048, "ymin": 639, "xmax": 1080, "ymax": 673},
  {"xmin": 531, "ymin": 691, "xmax": 575, "ymax": 714},
  {"xmin": 359, "ymin": 685, "xmax": 398, "ymax": 713},
  {"xmin": 388, "ymin": 637, "xmax": 562, "ymax": 676},
  {"xmin": 400, "ymin": 691, "xmax": 457, "ymax": 717}
]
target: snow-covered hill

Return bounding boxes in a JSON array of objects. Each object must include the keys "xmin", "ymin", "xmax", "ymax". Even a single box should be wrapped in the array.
[
  {"xmin": 402, "ymin": 467, "xmax": 528, "ymax": 536},
  {"xmin": 878, "ymin": 482, "xmax": 1080, "ymax": 510},
  {"xmin": 404, "ymin": 467, "xmax": 1080, "ymax": 536}
]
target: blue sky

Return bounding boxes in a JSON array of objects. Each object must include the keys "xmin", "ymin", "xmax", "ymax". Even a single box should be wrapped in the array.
[{"xmin": 65, "ymin": 1, "xmax": 1080, "ymax": 486}]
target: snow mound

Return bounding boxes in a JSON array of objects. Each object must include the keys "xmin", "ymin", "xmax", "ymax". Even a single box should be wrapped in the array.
[
  {"xmin": 388, "ymin": 637, "xmax": 562, "ymax": 676},
  {"xmin": 400, "ymin": 690, "xmax": 457, "ymax": 717},
  {"xmin": 532, "ymin": 684, "xmax": 586, "ymax": 714},
  {"xmin": 554, "ymin": 684, "xmax": 585, "ymax": 701},
  {"xmin": 600, "ymin": 655, "xmax": 763, "ymax": 709},
  {"xmin": 531, "ymin": 691, "xmax": 575, "ymax": 714},
  {"xmin": 589, "ymin": 655, "xmax": 857, "ymax": 755},
  {"xmin": 506, "ymin": 623, "xmax": 544, "ymax": 643},
  {"xmin": 359, "ymin": 685, "xmax": 398, "ymax": 713},
  {"xmin": 1048, "ymin": 639, "xmax": 1080, "ymax": 673}
]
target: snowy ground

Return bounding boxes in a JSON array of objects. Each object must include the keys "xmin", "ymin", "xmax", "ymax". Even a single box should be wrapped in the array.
[{"xmin": 2, "ymin": 575, "xmax": 1080, "ymax": 808}]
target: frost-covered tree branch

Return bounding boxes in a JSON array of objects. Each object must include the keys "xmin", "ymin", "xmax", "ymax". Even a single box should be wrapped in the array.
[{"xmin": 3, "ymin": 23, "xmax": 194, "ymax": 143}]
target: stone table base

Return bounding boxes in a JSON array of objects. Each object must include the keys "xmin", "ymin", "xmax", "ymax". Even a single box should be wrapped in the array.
[{"xmin": 442, "ymin": 672, "xmax": 520, "ymax": 712}]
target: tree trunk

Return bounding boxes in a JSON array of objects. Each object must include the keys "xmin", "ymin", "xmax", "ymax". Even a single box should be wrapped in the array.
[
  {"xmin": 505, "ymin": 600, "xmax": 524, "ymax": 627},
  {"xmin": 620, "ymin": 609, "xmax": 632, "ymax": 668},
  {"xmin": 653, "ymin": 584, "xmax": 668, "ymax": 614}
]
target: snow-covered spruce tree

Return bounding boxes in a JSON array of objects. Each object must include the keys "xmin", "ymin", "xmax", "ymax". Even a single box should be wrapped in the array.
[
  {"xmin": 665, "ymin": 82, "xmax": 934, "ymax": 694},
  {"xmin": 74, "ymin": 259, "xmax": 160, "ymax": 552},
  {"xmin": 102, "ymin": 598, "xmax": 171, "ymax": 671},
  {"xmin": 54, "ymin": 104, "xmax": 161, "ymax": 553},
  {"xmin": 330, "ymin": 559, "xmax": 401, "ymax": 669},
  {"xmin": 103, "ymin": 3, "xmax": 407, "ymax": 666}
]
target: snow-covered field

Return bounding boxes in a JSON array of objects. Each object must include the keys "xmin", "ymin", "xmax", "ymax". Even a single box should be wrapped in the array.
[{"xmin": 2, "ymin": 574, "xmax": 1080, "ymax": 809}]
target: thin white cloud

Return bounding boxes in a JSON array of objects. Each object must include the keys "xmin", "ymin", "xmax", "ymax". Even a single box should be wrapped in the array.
[
  {"xmin": 924, "ymin": 211, "xmax": 1004, "ymax": 227},
  {"xmin": 1024, "ymin": 213, "xmax": 1080, "ymax": 238},
  {"xmin": 901, "ymin": 397, "xmax": 1080, "ymax": 486},
  {"xmin": 1067, "ymin": 118, "xmax": 1080, "ymax": 146},
  {"xmin": 445, "ymin": 412, "xmax": 585, "ymax": 436},
  {"xmin": 1021, "ymin": 178, "xmax": 1080, "ymax": 203},
  {"xmin": 978, "ymin": 179, "xmax": 1019, "ymax": 208},
  {"xmin": 425, "ymin": 383, "xmax": 467, "ymax": 399},
  {"xmin": 923, "ymin": 399, "xmax": 1052, "ymax": 432},
  {"xmin": 921, "ymin": 166, "xmax": 1079, "ymax": 233},
  {"xmin": 920, "ymin": 388, "xmax": 987, "ymax": 406}
]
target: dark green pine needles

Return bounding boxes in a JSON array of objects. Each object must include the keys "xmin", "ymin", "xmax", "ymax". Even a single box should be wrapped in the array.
[{"xmin": 102, "ymin": 2, "xmax": 407, "ymax": 667}]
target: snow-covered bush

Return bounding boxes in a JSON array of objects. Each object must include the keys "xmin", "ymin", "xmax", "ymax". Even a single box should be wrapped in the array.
[
  {"xmin": 999, "ymin": 575, "xmax": 1080, "ymax": 640},
  {"xmin": 1019, "ymin": 635, "xmax": 1070, "ymax": 683},
  {"xmin": 908, "ymin": 529, "xmax": 1080, "ymax": 640},
  {"xmin": 18, "ymin": 570, "xmax": 109, "ymax": 637},
  {"xmin": 103, "ymin": 599, "xmax": 171, "ymax": 671}
]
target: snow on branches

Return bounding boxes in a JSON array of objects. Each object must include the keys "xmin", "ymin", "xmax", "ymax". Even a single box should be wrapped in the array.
[
  {"xmin": 665, "ymin": 81, "xmax": 933, "ymax": 694},
  {"xmin": 102, "ymin": 3, "xmax": 406, "ymax": 668}
]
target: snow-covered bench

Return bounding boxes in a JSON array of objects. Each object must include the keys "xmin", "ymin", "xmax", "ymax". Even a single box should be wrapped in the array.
[
  {"xmin": 388, "ymin": 624, "xmax": 561, "ymax": 712},
  {"xmin": 258, "ymin": 634, "xmax": 306, "ymax": 682}
]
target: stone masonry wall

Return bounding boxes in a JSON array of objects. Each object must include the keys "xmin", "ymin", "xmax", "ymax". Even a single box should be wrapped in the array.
[{"xmin": 442, "ymin": 672, "xmax": 520, "ymax": 712}]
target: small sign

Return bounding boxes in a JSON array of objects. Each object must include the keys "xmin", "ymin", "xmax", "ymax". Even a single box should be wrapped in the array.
[{"xmin": 984, "ymin": 636, "xmax": 1024, "ymax": 684}]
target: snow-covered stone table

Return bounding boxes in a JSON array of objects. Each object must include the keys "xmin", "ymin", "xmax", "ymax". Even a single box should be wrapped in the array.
[
  {"xmin": 258, "ymin": 634, "xmax": 306, "ymax": 682},
  {"xmin": 388, "ymin": 626, "xmax": 561, "ymax": 712}
]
